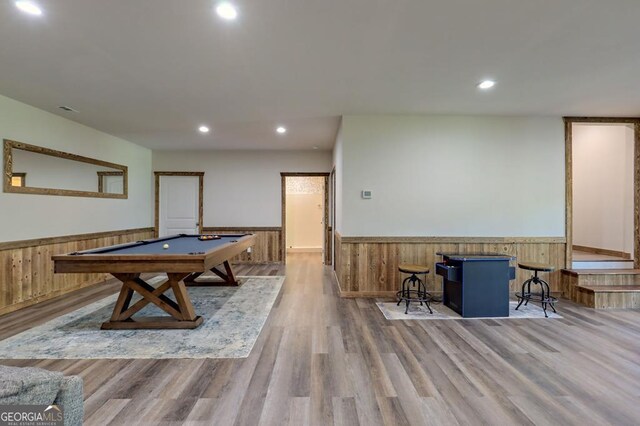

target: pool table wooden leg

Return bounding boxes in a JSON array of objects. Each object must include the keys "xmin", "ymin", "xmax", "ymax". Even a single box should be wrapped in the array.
[
  {"xmin": 213, "ymin": 261, "xmax": 239, "ymax": 285},
  {"xmin": 117, "ymin": 279, "xmax": 174, "ymax": 320},
  {"xmin": 168, "ymin": 273, "xmax": 197, "ymax": 321},
  {"xmin": 110, "ymin": 273, "xmax": 136, "ymax": 322},
  {"xmin": 102, "ymin": 273, "xmax": 203, "ymax": 330},
  {"xmin": 183, "ymin": 271, "xmax": 204, "ymax": 283},
  {"xmin": 184, "ymin": 260, "xmax": 240, "ymax": 286}
]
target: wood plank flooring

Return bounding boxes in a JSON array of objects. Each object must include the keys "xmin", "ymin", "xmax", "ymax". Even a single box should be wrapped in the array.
[{"xmin": 1, "ymin": 253, "xmax": 640, "ymax": 425}]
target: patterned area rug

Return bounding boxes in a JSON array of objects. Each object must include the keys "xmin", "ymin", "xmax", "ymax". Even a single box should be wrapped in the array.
[
  {"xmin": 0, "ymin": 276, "xmax": 284, "ymax": 359},
  {"xmin": 377, "ymin": 300, "xmax": 562, "ymax": 320}
]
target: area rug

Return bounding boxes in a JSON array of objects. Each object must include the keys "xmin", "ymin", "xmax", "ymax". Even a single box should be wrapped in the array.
[
  {"xmin": 377, "ymin": 301, "xmax": 562, "ymax": 320},
  {"xmin": 0, "ymin": 275, "xmax": 284, "ymax": 359}
]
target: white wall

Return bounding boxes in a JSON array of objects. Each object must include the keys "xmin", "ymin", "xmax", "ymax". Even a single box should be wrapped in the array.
[
  {"xmin": 573, "ymin": 124, "xmax": 634, "ymax": 255},
  {"xmin": 340, "ymin": 115, "xmax": 565, "ymax": 236},
  {"xmin": 152, "ymin": 150, "xmax": 332, "ymax": 226},
  {"xmin": 0, "ymin": 95, "xmax": 153, "ymax": 242}
]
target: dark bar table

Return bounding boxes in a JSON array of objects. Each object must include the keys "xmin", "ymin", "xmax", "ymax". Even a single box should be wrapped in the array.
[{"xmin": 435, "ymin": 253, "xmax": 516, "ymax": 318}]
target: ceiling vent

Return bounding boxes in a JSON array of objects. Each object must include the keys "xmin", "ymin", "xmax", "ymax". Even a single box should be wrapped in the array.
[{"xmin": 58, "ymin": 106, "xmax": 79, "ymax": 112}]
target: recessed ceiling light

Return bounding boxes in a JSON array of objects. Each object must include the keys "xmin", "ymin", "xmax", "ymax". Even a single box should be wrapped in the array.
[
  {"xmin": 312, "ymin": 146, "xmax": 319, "ymax": 150},
  {"xmin": 276, "ymin": 126, "xmax": 287, "ymax": 134},
  {"xmin": 477, "ymin": 80, "xmax": 496, "ymax": 90},
  {"xmin": 216, "ymin": 2, "xmax": 238, "ymax": 20},
  {"xmin": 15, "ymin": 1, "xmax": 42, "ymax": 16},
  {"xmin": 15, "ymin": 1, "xmax": 43, "ymax": 16},
  {"xmin": 198, "ymin": 125, "xmax": 210, "ymax": 133}
]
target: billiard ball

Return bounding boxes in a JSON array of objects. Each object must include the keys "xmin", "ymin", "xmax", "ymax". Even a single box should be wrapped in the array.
[{"xmin": 163, "ymin": 244, "xmax": 169, "ymax": 249}]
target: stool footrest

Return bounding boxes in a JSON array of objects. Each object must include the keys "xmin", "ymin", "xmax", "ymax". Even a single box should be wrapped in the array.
[
  {"xmin": 396, "ymin": 290, "xmax": 433, "ymax": 303},
  {"xmin": 515, "ymin": 271, "xmax": 558, "ymax": 317},
  {"xmin": 516, "ymin": 293, "xmax": 558, "ymax": 304},
  {"xmin": 397, "ymin": 271, "xmax": 432, "ymax": 315}
]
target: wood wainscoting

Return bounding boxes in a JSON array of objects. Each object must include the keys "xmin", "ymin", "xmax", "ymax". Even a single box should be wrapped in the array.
[
  {"xmin": 335, "ymin": 233, "xmax": 566, "ymax": 297},
  {"xmin": 202, "ymin": 227, "xmax": 282, "ymax": 263},
  {"xmin": 0, "ymin": 228, "xmax": 154, "ymax": 316}
]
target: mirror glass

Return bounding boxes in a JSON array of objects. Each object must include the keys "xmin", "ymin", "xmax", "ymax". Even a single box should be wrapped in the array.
[{"xmin": 4, "ymin": 140, "xmax": 128, "ymax": 199}]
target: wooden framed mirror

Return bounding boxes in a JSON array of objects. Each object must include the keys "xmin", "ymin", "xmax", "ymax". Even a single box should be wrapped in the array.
[{"xmin": 3, "ymin": 139, "xmax": 128, "ymax": 199}]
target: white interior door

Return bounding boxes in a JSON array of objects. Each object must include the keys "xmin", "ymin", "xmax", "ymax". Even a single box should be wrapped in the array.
[{"xmin": 159, "ymin": 176, "xmax": 199, "ymax": 237}]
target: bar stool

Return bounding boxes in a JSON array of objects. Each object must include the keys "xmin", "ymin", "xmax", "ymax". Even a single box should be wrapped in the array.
[
  {"xmin": 515, "ymin": 262, "xmax": 557, "ymax": 317},
  {"xmin": 397, "ymin": 264, "xmax": 432, "ymax": 315}
]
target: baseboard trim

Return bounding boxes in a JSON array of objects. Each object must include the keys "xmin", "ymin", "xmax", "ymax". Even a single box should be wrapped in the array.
[
  {"xmin": 573, "ymin": 245, "xmax": 631, "ymax": 260},
  {"xmin": 287, "ymin": 247, "xmax": 322, "ymax": 253},
  {"xmin": 340, "ymin": 291, "xmax": 397, "ymax": 298}
]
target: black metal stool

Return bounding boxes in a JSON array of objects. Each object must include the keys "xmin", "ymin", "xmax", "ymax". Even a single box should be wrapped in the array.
[
  {"xmin": 515, "ymin": 262, "xmax": 557, "ymax": 317},
  {"xmin": 396, "ymin": 264, "xmax": 432, "ymax": 314}
]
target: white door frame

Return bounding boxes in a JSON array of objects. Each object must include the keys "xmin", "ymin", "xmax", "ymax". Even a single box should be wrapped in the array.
[{"xmin": 154, "ymin": 171, "xmax": 204, "ymax": 237}]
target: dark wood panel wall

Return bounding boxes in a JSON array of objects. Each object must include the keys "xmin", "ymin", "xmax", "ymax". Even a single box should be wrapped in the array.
[
  {"xmin": 334, "ymin": 233, "xmax": 566, "ymax": 297},
  {"xmin": 203, "ymin": 227, "xmax": 282, "ymax": 263},
  {"xmin": 0, "ymin": 228, "xmax": 154, "ymax": 316}
]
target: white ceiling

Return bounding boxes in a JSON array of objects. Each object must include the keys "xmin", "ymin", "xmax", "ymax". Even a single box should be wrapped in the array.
[{"xmin": 1, "ymin": 0, "xmax": 640, "ymax": 150}]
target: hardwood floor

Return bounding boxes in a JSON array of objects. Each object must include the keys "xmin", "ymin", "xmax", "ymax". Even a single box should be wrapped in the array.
[{"xmin": 1, "ymin": 253, "xmax": 640, "ymax": 425}]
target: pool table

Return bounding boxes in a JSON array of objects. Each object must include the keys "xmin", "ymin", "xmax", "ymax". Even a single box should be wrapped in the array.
[{"xmin": 53, "ymin": 233, "xmax": 256, "ymax": 330}]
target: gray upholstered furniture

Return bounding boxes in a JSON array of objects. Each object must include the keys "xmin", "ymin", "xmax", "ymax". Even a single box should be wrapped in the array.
[{"xmin": 0, "ymin": 365, "xmax": 83, "ymax": 426}]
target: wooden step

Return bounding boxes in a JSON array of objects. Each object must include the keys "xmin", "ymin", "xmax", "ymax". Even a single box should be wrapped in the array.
[
  {"xmin": 578, "ymin": 285, "xmax": 640, "ymax": 293},
  {"xmin": 562, "ymin": 269, "xmax": 640, "ymax": 308},
  {"xmin": 563, "ymin": 269, "xmax": 640, "ymax": 276},
  {"xmin": 562, "ymin": 269, "xmax": 640, "ymax": 287},
  {"xmin": 575, "ymin": 285, "xmax": 640, "ymax": 309}
]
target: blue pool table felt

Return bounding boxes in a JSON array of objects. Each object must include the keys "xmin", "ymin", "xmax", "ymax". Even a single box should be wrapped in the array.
[{"xmin": 85, "ymin": 235, "xmax": 245, "ymax": 255}]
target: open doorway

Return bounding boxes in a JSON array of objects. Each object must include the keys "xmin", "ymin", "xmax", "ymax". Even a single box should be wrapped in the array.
[
  {"xmin": 281, "ymin": 173, "xmax": 329, "ymax": 264},
  {"xmin": 565, "ymin": 118, "xmax": 639, "ymax": 269}
]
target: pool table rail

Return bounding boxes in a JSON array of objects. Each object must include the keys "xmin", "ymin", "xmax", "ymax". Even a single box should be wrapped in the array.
[{"xmin": 52, "ymin": 234, "xmax": 256, "ymax": 274}]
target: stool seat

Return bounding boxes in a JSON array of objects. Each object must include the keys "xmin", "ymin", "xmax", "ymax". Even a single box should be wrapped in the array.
[
  {"xmin": 398, "ymin": 264, "xmax": 430, "ymax": 274},
  {"xmin": 397, "ymin": 263, "xmax": 432, "ymax": 314},
  {"xmin": 518, "ymin": 262, "xmax": 555, "ymax": 272},
  {"xmin": 516, "ymin": 260, "xmax": 557, "ymax": 317}
]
